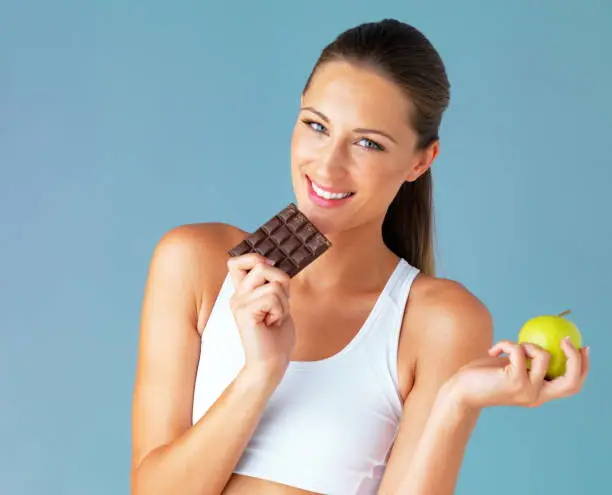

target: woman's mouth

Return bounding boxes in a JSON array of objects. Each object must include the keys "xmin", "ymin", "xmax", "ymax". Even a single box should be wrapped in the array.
[{"xmin": 306, "ymin": 175, "xmax": 355, "ymax": 208}]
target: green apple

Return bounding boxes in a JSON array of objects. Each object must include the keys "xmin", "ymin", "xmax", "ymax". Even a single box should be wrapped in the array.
[{"xmin": 517, "ymin": 309, "xmax": 582, "ymax": 379}]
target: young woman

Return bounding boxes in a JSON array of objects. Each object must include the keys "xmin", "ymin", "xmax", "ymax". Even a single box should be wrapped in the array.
[{"xmin": 131, "ymin": 19, "xmax": 590, "ymax": 495}]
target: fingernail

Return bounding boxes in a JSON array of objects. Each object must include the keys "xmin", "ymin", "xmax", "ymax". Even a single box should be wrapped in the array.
[
  {"xmin": 586, "ymin": 345, "xmax": 590, "ymax": 356},
  {"xmin": 265, "ymin": 258, "xmax": 275, "ymax": 265}
]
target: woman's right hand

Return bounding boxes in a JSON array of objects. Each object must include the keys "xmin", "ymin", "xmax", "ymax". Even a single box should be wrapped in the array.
[{"xmin": 227, "ymin": 253, "xmax": 296, "ymax": 383}]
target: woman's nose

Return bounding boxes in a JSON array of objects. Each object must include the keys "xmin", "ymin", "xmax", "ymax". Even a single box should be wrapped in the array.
[{"xmin": 317, "ymin": 141, "xmax": 348, "ymax": 179}]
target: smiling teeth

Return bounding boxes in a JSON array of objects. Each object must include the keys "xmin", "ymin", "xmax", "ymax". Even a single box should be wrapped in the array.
[{"xmin": 311, "ymin": 181, "xmax": 353, "ymax": 200}]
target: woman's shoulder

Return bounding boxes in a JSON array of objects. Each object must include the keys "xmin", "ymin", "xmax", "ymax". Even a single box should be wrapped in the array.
[
  {"xmin": 394, "ymin": 272, "xmax": 492, "ymax": 400},
  {"xmin": 151, "ymin": 222, "xmax": 248, "ymax": 331},
  {"xmin": 412, "ymin": 274, "xmax": 487, "ymax": 312},
  {"xmin": 403, "ymin": 273, "xmax": 493, "ymax": 346},
  {"xmin": 155, "ymin": 221, "xmax": 247, "ymax": 253},
  {"xmin": 152, "ymin": 222, "xmax": 247, "ymax": 270},
  {"xmin": 396, "ymin": 273, "xmax": 493, "ymax": 399}
]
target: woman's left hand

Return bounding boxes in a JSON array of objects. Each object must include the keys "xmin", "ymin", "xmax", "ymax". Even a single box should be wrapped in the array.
[{"xmin": 448, "ymin": 338, "xmax": 590, "ymax": 410}]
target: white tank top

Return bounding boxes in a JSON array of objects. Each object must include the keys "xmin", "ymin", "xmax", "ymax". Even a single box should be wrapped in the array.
[{"xmin": 192, "ymin": 258, "xmax": 420, "ymax": 494}]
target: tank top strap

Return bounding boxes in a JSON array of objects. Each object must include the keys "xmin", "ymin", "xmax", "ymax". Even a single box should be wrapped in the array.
[
  {"xmin": 383, "ymin": 258, "xmax": 421, "ymax": 404},
  {"xmin": 357, "ymin": 258, "xmax": 420, "ymax": 374},
  {"xmin": 386, "ymin": 258, "xmax": 420, "ymax": 310}
]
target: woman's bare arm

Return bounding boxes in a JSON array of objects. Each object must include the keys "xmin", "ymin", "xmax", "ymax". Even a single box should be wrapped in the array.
[
  {"xmin": 131, "ymin": 224, "xmax": 279, "ymax": 495},
  {"xmin": 378, "ymin": 280, "xmax": 493, "ymax": 495}
]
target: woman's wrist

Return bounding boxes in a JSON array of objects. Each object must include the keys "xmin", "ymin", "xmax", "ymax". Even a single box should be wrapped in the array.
[
  {"xmin": 437, "ymin": 373, "xmax": 479, "ymax": 419},
  {"xmin": 240, "ymin": 363, "xmax": 287, "ymax": 395}
]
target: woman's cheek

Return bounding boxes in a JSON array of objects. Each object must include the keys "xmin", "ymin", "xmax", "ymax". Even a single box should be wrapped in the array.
[
  {"xmin": 293, "ymin": 129, "xmax": 322, "ymax": 162},
  {"xmin": 355, "ymin": 155, "xmax": 401, "ymax": 195}
]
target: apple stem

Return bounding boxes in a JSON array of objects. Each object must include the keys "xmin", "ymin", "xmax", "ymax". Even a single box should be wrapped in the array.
[{"xmin": 558, "ymin": 309, "xmax": 571, "ymax": 318}]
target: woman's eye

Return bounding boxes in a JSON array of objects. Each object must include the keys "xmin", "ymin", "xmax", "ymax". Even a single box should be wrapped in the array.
[
  {"xmin": 359, "ymin": 138, "xmax": 384, "ymax": 151},
  {"xmin": 311, "ymin": 122, "xmax": 326, "ymax": 133},
  {"xmin": 301, "ymin": 119, "xmax": 384, "ymax": 151},
  {"xmin": 303, "ymin": 119, "xmax": 327, "ymax": 133}
]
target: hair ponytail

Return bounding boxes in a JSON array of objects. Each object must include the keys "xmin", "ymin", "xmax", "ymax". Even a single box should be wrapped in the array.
[{"xmin": 382, "ymin": 169, "xmax": 436, "ymax": 276}]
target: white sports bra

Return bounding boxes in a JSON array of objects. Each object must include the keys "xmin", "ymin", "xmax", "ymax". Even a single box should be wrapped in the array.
[{"xmin": 192, "ymin": 257, "xmax": 420, "ymax": 494}]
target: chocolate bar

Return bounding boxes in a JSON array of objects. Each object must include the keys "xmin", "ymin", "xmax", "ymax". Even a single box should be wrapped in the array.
[{"xmin": 227, "ymin": 203, "xmax": 331, "ymax": 277}]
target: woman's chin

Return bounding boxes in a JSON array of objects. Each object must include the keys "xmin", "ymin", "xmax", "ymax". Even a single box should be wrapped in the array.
[{"xmin": 295, "ymin": 202, "xmax": 345, "ymax": 236}]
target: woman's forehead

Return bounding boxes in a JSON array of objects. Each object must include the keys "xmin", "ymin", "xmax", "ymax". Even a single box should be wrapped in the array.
[{"xmin": 303, "ymin": 61, "xmax": 413, "ymax": 128}]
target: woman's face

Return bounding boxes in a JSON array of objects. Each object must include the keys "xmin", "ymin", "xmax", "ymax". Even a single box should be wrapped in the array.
[{"xmin": 290, "ymin": 60, "xmax": 437, "ymax": 234}]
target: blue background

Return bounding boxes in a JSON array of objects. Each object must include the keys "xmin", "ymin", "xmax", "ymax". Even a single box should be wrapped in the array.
[{"xmin": 1, "ymin": 1, "xmax": 610, "ymax": 493}]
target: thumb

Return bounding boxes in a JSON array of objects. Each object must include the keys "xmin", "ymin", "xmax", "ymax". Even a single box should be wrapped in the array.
[{"xmin": 488, "ymin": 346, "xmax": 502, "ymax": 357}]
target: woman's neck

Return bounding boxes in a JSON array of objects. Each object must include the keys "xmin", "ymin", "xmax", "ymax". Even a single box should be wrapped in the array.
[{"xmin": 293, "ymin": 218, "xmax": 399, "ymax": 294}]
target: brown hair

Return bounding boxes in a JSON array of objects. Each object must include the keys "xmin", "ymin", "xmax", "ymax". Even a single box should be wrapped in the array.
[{"xmin": 302, "ymin": 19, "xmax": 451, "ymax": 276}]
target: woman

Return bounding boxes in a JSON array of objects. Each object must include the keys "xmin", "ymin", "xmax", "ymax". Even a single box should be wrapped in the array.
[{"xmin": 131, "ymin": 19, "xmax": 590, "ymax": 495}]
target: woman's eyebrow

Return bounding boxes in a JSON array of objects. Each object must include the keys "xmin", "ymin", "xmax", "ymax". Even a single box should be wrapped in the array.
[{"xmin": 300, "ymin": 106, "xmax": 398, "ymax": 144}]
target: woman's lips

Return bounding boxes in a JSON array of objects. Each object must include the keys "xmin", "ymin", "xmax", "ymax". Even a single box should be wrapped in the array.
[{"xmin": 306, "ymin": 175, "xmax": 355, "ymax": 208}]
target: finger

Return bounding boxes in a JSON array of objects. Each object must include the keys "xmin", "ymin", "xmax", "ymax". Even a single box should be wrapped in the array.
[
  {"xmin": 239, "ymin": 262, "xmax": 291, "ymax": 296},
  {"xmin": 259, "ymin": 282, "xmax": 291, "ymax": 325},
  {"xmin": 227, "ymin": 253, "xmax": 273, "ymax": 287},
  {"xmin": 541, "ymin": 337, "xmax": 583, "ymax": 400},
  {"xmin": 580, "ymin": 346, "xmax": 590, "ymax": 381},
  {"xmin": 263, "ymin": 292, "xmax": 285, "ymax": 327},
  {"xmin": 521, "ymin": 342, "xmax": 550, "ymax": 386},
  {"xmin": 488, "ymin": 339, "xmax": 515, "ymax": 357},
  {"xmin": 243, "ymin": 282, "xmax": 290, "ymax": 326},
  {"xmin": 562, "ymin": 336, "xmax": 582, "ymax": 383},
  {"xmin": 254, "ymin": 292, "xmax": 285, "ymax": 327},
  {"xmin": 489, "ymin": 340, "xmax": 527, "ymax": 379}
]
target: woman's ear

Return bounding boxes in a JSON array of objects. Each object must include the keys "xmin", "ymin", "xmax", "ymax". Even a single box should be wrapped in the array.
[{"xmin": 405, "ymin": 140, "xmax": 439, "ymax": 182}]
